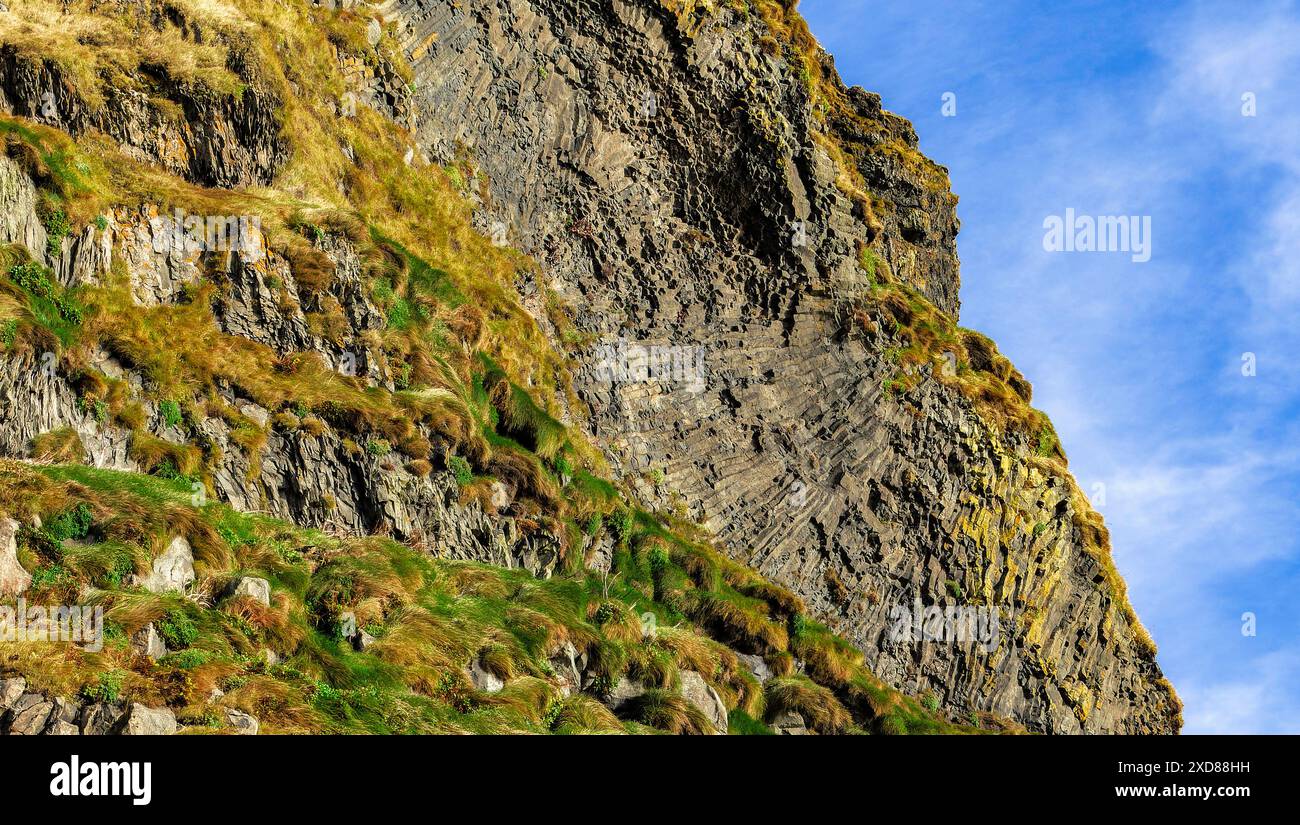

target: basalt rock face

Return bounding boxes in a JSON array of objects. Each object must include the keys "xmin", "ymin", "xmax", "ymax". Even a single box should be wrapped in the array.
[
  {"xmin": 0, "ymin": 44, "xmax": 286, "ymax": 189},
  {"xmin": 0, "ymin": 0, "xmax": 1178, "ymax": 733},
  {"xmin": 385, "ymin": 0, "xmax": 1176, "ymax": 733},
  {"xmin": 0, "ymin": 150, "xmax": 566, "ymax": 580}
]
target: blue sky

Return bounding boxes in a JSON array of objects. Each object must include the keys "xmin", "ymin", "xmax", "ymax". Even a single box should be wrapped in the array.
[{"xmin": 801, "ymin": 0, "xmax": 1300, "ymax": 733}]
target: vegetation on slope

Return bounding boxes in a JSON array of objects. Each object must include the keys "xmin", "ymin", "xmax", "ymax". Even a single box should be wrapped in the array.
[{"xmin": 0, "ymin": 460, "xmax": 1000, "ymax": 734}]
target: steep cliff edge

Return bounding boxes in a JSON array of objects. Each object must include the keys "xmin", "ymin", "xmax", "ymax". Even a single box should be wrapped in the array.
[
  {"xmin": 388, "ymin": 0, "xmax": 1179, "ymax": 732},
  {"xmin": 0, "ymin": 0, "xmax": 1178, "ymax": 733}
]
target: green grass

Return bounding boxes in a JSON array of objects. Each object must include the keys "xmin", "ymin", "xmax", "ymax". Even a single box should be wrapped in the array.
[
  {"xmin": 0, "ymin": 445, "xmax": 982, "ymax": 736},
  {"xmin": 728, "ymin": 707, "xmax": 775, "ymax": 735}
]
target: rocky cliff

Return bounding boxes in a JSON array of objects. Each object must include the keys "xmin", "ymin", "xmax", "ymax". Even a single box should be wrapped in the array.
[
  {"xmin": 384, "ymin": 0, "xmax": 1178, "ymax": 733},
  {"xmin": 0, "ymin": 0, "xmax": 1178, "ymax": 733}
]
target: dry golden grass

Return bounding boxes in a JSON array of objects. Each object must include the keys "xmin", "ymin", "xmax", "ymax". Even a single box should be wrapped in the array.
[
  {"xmin": 765, "ymin": 675, "xmax": 853, "ymax": 734},
  {"xmin": 550, "ymin": 694, "xmax": 625, "ymax": 734},
  {"xmin": 31, "ymin": 427, "xmax": 85, "ymax": 464}
]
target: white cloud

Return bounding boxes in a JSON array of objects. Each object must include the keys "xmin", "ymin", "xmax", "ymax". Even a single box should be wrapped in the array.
[{"xmin": 1180, "ymin": 649, "xmax": 1300, "ymax": 734}]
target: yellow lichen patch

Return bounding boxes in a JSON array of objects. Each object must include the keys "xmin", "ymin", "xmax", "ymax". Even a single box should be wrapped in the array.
[{"xmin": 1064, "ymin": 681, "xmax": 1096, "ymax": 724}]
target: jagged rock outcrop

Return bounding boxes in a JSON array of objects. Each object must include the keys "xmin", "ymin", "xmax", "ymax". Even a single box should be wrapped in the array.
[
  {"xmin": 0, "ymin": 150, "xmax": 568, "ymax": 578},
  {"xmin": 0, "ymin": 42, "xmax": 287, "ymax": 189},
  {"xmin": 0, "ymin": 678, "xmax": 196, "ymax": 735},
  {"xmin": 679, "ymin": 669, "xmax": 728, "ymax": 734}
]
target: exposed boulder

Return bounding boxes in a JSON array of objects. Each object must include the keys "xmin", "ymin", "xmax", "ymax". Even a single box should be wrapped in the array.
[
  {"xmin": 771, "ymin": 711, "xmax": 809, "ymax": 736},
  {"xmin": 7, "ymin": 694, "xmax": 53, "ymax": 735},
  {"xmin": 467, "ymin": 658, "xmax": 504, "ymax": 693},
  {"xmin": 0, "ymin": 676, "xmax": 27, "ymax": 710},
  {"xmin": 228, "ymin": 575, "xmax": 271, "ymax": 607},
  {"xmin": 43, "ymin": 697, "xmax": 81, "ymax": 735},
  {"xmin": 44, "ymin": 718, "xmax": 81, "ymax": 735},
  {"xmin": 131, "ymin": 624, "xmax": 167, "ymax": 661},
  {"xmin": 736, "ymin": 653, "xmax": 773, "ymax": 684},
  {"xmin": 547, "ymin": 642, "xmax": 584, "ymax": 696},
  {"xmin": 79, "ymin": 702, "xmax": 125, "ymax": 735},
  {"xmin": 489, "ymin": 480, "xmax": 511, "ymax": 513},
  {"xmin": 222, "ymin": 708, "xmax": 259, "ymax": 735},
  {"xmin": 604, "ymin": 676, "xmax": 646, "ymax": 712},
  {"xmin": 678, "ymin": 670, "xmax": 728, "ymax": 735},
  {"xmin": 353, "ymin": 628, "xmax": 376, "ymax": 651},
  {"xmin": 0, "ymin": 516, "xmax": 31, "ymax": 597},
  {"xmin": 117, "ymin": 703, "xmax": 177, "ymax": 735},
  {"xmin": 133, "ymin": 536, "xmax": 194, "ymax": 594},
  {"xmin": 340, "ymin": 611, "xmax": 375, "ymax": 651}
]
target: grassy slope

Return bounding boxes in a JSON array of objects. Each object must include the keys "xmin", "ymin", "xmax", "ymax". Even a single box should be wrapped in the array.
[{"xmin": 0, "ymin": 460, "xmax": 998, "ymax": 734}]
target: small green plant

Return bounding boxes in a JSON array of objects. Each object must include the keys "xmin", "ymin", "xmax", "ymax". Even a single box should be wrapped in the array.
[
  {"xmin": 11, "ymin": 261, "xmax": 55, "ymax": 296},
  {"xmin": 880, "ymin": 714, "xmax": 909, "ymax": 735},
  {"xmin": 554, "ymin": 454, "xmax": 573, "ymax": 482},
  {"xmin": 94, "ymin": 215, "xmax": 109, "ymax": 231},
  {"xmin": 541, "ymin": 699, "xmax": 564, "ymax": 730},
  {"xmin": 609, "ymin": 507, "xmax": 634, "ymax": 546},
  {"xmin": 365, "ymin": 438, "xmax": 391, "ymax": 457},
  {"xmin": 37, "ymin": 200, "xmax": 71, "ymax": 258},
  {"xmin": 29, "ymin": 564, "xmax": 72, "ymax": 591},
  {"xmin": 157, "ymin": 607, "xmax": 198, "ymax": 650},
  {"xmin": 728, "ymin": 708, "xmax": 775, "ymax": 735},
  {"xmin": 394, "ymin": 361, "xmax": 413, "ymax": 390},
  {"xmin": 448, "ymin": 454, "xmax": 473, "ymax": 486},
  {"xmin": 921, "ymin": 693, "xmax": 941, "ymax": 714},
  {"xmin": 152, "ymin": 458, "xmax": 185, "ymax": 481},
  {"xmin": 179, "ymin": 708, "xmax": 221, "ymax": 728},
  {"xmin": 103, "ymin": 549, "xmax": 135, "ymax": 588},
  {"xmin": 0, "ymin": 318, "xmax": 16, "ymax": 348},
  {"xmin": 945, "ymin": 579, "xmax": 965, "ymax": 600},
  {"xmin": 159, "ymin": 399, "xmax": 184, "ymax": 429},
  {"xmin": 166, "ymin": 649, "xmax": 212, "ymax": 669},
  {"xmin": 81, "ymin": 396, "xmax": 108, "ymax": 423},
  {"xmin": 593, "ymin": 602, "xmax": 618, "ymax": 626},
  {"xmin": 1035, "ymin": 426, "xmax": 1059, "ymax": 458},
  {"xmin": 82, "ymin": 670, "xmax": 125, "ymax": 703},
  {"xmin": 792, "ymin": 613, "xmax": 810, "ymax": 639},
  {"xmin": 584, "ymin": 512, "xmax": 603, "ymax": 538},
  {"xmin": 858, "ymin": 246, "xmax": 880, "ymax": 287},
  {"xmin": 881, "ymin": 375, "xmax": 908, "ymax": 396},
  {"xmin": 47, "ymin": 502, "xmax": 93, "ymax": 541},
  {"xmin": 9, "ymin": 260, "xmax": 84, "ymax": 327}
]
